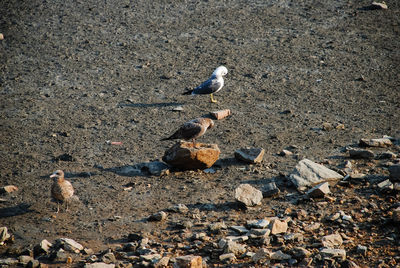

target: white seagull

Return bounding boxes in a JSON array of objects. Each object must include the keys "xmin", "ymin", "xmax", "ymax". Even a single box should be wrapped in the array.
[{"xmin": 183, "ymin": 66, "xmax": 228, "ymax": 103}]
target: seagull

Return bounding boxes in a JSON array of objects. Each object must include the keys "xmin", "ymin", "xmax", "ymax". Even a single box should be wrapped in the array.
[
  {"xmin": 161, "ymin": 118, "xmax": 215, "ymax": 147},
  {"xmin": 183, "ymin": 66, "xmax": 228, "ymax": 103},
  {"xmin": 50, "ymin": 170, "xmax": 75, "ymax": 213}
]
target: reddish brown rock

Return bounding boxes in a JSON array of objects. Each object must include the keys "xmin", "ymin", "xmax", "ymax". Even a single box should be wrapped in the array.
[
  {"xmin": 162, "ymin": 141, "xmax": 220, "ymax": 170},
  {"xmin": 210, "ymin": 109, "xmax": 231, "ymax": 120},
  {"xmin": 175, "ymin": 255, "xmax": 202, "ymax": 268}
]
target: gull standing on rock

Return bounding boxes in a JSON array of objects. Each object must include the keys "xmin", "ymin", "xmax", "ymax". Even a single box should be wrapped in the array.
[
  {"xmin": 183, "ymin": 66, "xmax": 228, "ymax": 103},
  {"xmin": 161, "ymin": 118, "xmax": 215, "ymax": 147},
  {"xmin": 50, "ymin": 170, "xmax": 75, "ymax": 213}
]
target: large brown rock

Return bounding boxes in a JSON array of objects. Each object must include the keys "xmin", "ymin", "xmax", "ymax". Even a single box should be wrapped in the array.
[{"xmin": 162, "ymin": 141, "xmax": 220, "ymax": 170}]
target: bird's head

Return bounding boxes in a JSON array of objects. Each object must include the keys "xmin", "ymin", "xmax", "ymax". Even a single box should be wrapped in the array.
[
  {"xmin": 50, "ymin": 170, "xmax": 64, "ymax": 180},
  {"xmin": 206, "ymin": 118, "xmax": 215, "ymax": 129},
  {"xmin": 213, "ymin": 66, "xmax": 228, "ymax": 77}
]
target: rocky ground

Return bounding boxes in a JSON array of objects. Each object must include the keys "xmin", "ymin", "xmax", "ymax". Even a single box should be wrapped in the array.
[{"xmin": 1, "ymin": 0, "xmax": 400, "ymax": 267}]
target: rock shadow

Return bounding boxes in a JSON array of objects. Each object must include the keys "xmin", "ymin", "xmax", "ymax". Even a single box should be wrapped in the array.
[
  {"xmin": 97, "ymin": 161, "xmax": 169, "ymax": 177},
  {"xmin": 118, "ymin": 102, "xmax": 184, "ymax": 108}
]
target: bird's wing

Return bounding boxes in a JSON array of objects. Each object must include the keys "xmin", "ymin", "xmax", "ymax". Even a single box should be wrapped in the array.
[
  {"xmin": 193, "ymin": 77, "xmax": 222, "ymax": 95},
  {"xmin": 172, "ymin": 122, "xmax": 203, "ymax": 140}
]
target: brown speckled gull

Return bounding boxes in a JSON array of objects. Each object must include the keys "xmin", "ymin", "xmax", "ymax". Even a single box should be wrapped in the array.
[{"xmin": 50, "ymin": 170, "xmax": 74, "ymax": 213}]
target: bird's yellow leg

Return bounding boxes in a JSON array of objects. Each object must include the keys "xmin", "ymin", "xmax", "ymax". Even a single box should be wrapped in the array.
[{"xmin": 210, "ymin": 94, "xmax": 217, "ymax": 103}]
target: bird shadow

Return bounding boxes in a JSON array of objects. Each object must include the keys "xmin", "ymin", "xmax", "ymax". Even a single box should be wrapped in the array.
[
  {"xmin": 214, "ymin": 157, "xmax": 254, "ymax": 168},
  {"xmin": 0, "ymin": 203, "xmax": 34, "ymax": 218},
  {"xmin": 95, "ymin": 161, "xmax": 169, "ymax": 177},
  {"xmin": 186, "ymin": 201, "xmax": 246, "ymax": 212},
  {"xmin": 118, "ymin": 102, "xmax": 184, "ymax": 108},
  {"xmin": 40, "ymin": 172, "xmax": 97, "ymax": 179}
]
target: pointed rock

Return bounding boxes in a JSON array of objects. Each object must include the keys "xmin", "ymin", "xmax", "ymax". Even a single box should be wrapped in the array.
[
  {"xmin": 234, "ymin": 148, "xmax": 265, "ymax": 164},
  {"xmin": 289, "ymin": 159, "xmax": 343, "ymax": 190},
  {"xmin": 320, "ymin": 248, "xmax": 346, "ymax": 260},
  {"xmin": 234, "ymin": 184, "xmax": 263, "ymax": 207},
  {"xmin": 162, "ymin": 141, "xmax": 220, "ymax": 170},
  {"xmin": 269, "ymin": 219, "xmax": 288, "ymax": 235},
  {"xmin": 306, "ymin": 182, "xmax": 331, "ymax": 198}
]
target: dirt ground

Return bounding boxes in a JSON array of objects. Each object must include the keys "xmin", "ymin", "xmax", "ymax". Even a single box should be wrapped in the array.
[{"xmin": 1, "ymin": 0, "xmax": 399, "ymax": 266}]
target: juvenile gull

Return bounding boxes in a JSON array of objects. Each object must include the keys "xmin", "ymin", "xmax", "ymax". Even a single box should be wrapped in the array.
[
  {"xmin": 50, "ymin": 170, "xmax": 74, "ymax": 213},
  {"xmin": 161, "ymin": 118, "xmax": 214, "ymax": 147},
  {"xmin": 183, "ymin": 66, "xmax": 228, "ymax": 103}
]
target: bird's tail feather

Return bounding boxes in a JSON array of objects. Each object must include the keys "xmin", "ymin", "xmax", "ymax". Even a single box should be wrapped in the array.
[{"xmin": 182, "ymin": 89, "xmax": 193, "ymax": 95}]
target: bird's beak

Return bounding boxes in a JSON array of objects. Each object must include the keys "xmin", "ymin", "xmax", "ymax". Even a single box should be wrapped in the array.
[{"xmin": 50, "ymin": 173, "xmax": 57, "ymax": 178}]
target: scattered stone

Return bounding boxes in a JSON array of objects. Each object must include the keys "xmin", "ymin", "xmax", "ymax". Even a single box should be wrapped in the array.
[
  {"xmin": 290, "ymin": 247, "xmax": 311, "ymax": 259},
  {"xmin": 140, "ymin": 161, "xmax": 169, "ymax": 176},
  {"xmin": 18, "ymin": 255, "xmax": 34, "ymax": 265},
  {"xmin": 141, "ymin": 253, "xmax": 161, "ymax": 263},
  {"xmin": 224, "ymin": 241, "xmax": 246, "ymax": 256},
  {"xmin": 303, "ymin": 222, "xmax": 321, "ymax": 232},
  {"xmin": 392, "ymin": 207, "xmax": 400, "ymax": 222},
  {"xmin": 356, "ymin": 245, "xmax": 368, "ymax": 256},
  {"xmin": 168, "ymin": 204, "xmax": 189, "ymax": 214},
  {"xmin": 342, "ymin": 214, "xmax": 353, "ymax": 222},
  {"xmin": 155, "ymin": 256, "xmax": 170, "ymax": 267},
  {"xmin": 270, "ymin": 250, "xmax": 291, "ymax": 261},
  {"xmin": 84, "ymin": 263, "xmax": 115, "ymax": 268},
  {"xmin": 175, "ymin": 255, "xmax": 202, "ymax": 268},
  {"xmin": 0, "ymin": 227, "xmax": 11, "ymax": 244},
  {"xmin": 284, "ymin": 233, "xmax": 303, "ymax": 242},
  {"xmin": 234, "ymin": 148, "xmax": 265, "ymax": 164},
  {"xmin": 162, "ymin": 141, "xmax": 220, "ymax": 170},
  {"xmin": 335, "ymin": 123, "xmax": 345, "ymax": 130},
  {"xmin": 371, "ymin": 1, "xmax": 388, "ymax": 9},
  {"xmin": 289, "ymin": 159, "xmax": 343, "ymax": 190},
  {"xmin": 377, "ymin": 151, "xmax": 397, "ymax": 159},
  {"xmin": 321, "ymin": 234, "xmax": 343, "ymax": 248},
  {"xmin": 148, "ymin": 211, "xmax": 167, "ymax": 221},
  {"xmin": 269, "ymin": 219, "xmax": 288, "ymax": 235},
  {"xmin": 102, "ymin": 252, "xmax": 116, "ymax": 264},
  {"xmin": 51, "ymin": 248, "xmax": 69, "ymax": 262},
  {"xmin": 322, "ymin": 122, "xmax": 333, "ymax": 131},
  {"xmin": 251, "ymin": 248, "xmax": 270, "ymax": 263},
  {"xmin": 172, "ymin": 106, "xmax": 184, "ymax": 112},
  {"xmin": 278, "ymin": 149, "xmax": 293, "ymax": 157},
  {"xmin": 210, "ymin": 109, "xmax": 231, "ymax": 120},
  {"xmin": 208, "ymin": 222, "xmax": 227, "ymax": 233},
  {"xmin": 225, "ymin": 235, "xmax": 249, "ymax": 243},
  {"xmin": 203, "ymin": 168, "xmax": 216, "ymax": 174},
  {"xmin": 0, "ymin": 258, "xmax": 18, "ymax": 265},
  {"xmin": 56, "ymin": 238, "xmax": 84, "ymax": 253},
  {"xmin": 359, "ymin": 138, "xmax": 392, "ymax": 147},
  {"xmin": 250, "ymin": 228, "xmax": 270, "ymax": 237},
  {"xmin": 377, "ymin": 179, "xmax": 393, "ymax": 191},
  {"xmin": 34, "ymin": 239, "xmax": 52, "ymax": 256},
  {"xmin": 348, "ymin": 149, "xmax": 375, "ymax": 159},
  {"xmin": 247, "ymin": 219, "xmax": 270, "ymax": 229},
  {"xmin": 1, "ymin": 185, "xmax": 18, "ymax": 194},
  {"xmin": 306, "ymin": 182, "xmax": 331, "ymax": 198},
  {"xmin": 229, "ymin": 225, "xmax": 249, "ymax": 234},
  {"xmin": 320, "ymin": 248, "xmax": 346, "ymax": 260},
  {"xmin": 219, "ymin": 253, "xmax": 236, "ymax": 263},
  {"xmin": 389, "ymin": 164, "xmax": 400, "ymax": 181},
  {"xmin": 260, "ymin": 181, "xmax": 280, "ymax": 197},
  {"xmin": 234, "ymin": 184, "xmax": 263, "ymax": 207}
]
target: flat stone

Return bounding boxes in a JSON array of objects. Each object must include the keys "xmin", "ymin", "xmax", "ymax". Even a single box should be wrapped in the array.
[
  {"xmin": 290, "ymin": 247, "xmax": 311, "ymax": 259},
  {"xmin": 175, "ymin": 255, "xmax": 202, "ymax": 268},
  {"xmin": 234, "ymin": 184, "xmax": 263, "ymax": 207},
  {"xmin": 247, "ymin": 219, "xmax": 270, "ymax": 229},
  {"xmin": 168, "ymin": 204, "xmax": 189, "ymax": 213},
  {"xmin": 260, "ymin": 181, "xmax": 280, "ymax": 197},
  {"xmin": 321, "ymin": 234, "xmax": 343, "ymax": 248},
  {"xmin": 141, "ymin": 253, "xmax": 161, "ymax": 262},
  {"xmin": 284, "ymin": 233, "xmax": 304, "ymax": 242},
  {"xmin": 225, "ymin": 235, "xmax": 249, "ymax": 242},
  {"xmin": 389, "ymin": 164, "xmax": 400, "ymax": 181},
  {"xmin": 270, "ymin": 250, "xmax": 291, "ymax": 260},
  {"xmin": 155, "ymin": 256, "xmax": 170, "ymax": 267},
  {"xmin": 56, "ymin": 238, "xmax": 84, "ymax": 253},
  {"xmin": 377, "ymin": 179, "xmax": 393, "ymax": 191},
  {"xmin": 224, "ymin": 240, "xmax": 246, "ymax": 256},
  {"xmin": 210, "ymin": 109, "xmax": 231, "ymax": 120},
  {"xmin": 306, "ymin": 182, "xmax": 331, "ymax": 198},
  {"xmin": 34, "ymin": 239, "xmax": 52, "ymax": 255},
  {"xmin": 349, "ymin": 149, "xmax": 375, "ymax": 159},
  {"xmin": 0, "ymin": 258, "xmax": 18, "ymax": 265},
  {"xmin": 251, "ymin": 248, "xmax": 270, "ymax": 263},
  {"xmin": 320, "ymin": 248, "xmax": 346, "ymax": 260},
  {"xmin": 250, "ymin": 229, "xmax": 270, "ymax": 237},
  {"xmin": 303, "ymin": 222, "xmax": 321, "ymax": 232},
  {"xmin": 269, "ymin": 219, "xmax": 288, "ymax": 235},
  {"xmin": 359, "ymin": 138, "xmax": 392, "ymax": 147},
  {"xmin": 289, "ymin": 159, "xmax": 343, "ymax": 190},
  {"xmin": 219, "ymin": 253, "xmax": 236, "ymax": 263},
  {"xmin": 162, "ymin": 141, "xmax": 220, "ymax": 170},
  {"xmin": 84, "ymin": 263, "xmax": 115, "ymax": 268},
  {"xmin": 234, "ymin": 148, "xmax": 265, "ymax": 164},
  {"xmin": 229, "ymin": 225, "xmax": 249, "ymax": 234},
  {"xmin": 278, "ymin": 149, "xmax": 293, "ymax": 157},
  {"xmin": 1, "ymin": 185, "xmax": 18, "ymax": 194},
  {"xmin": 208, "ymin": 222, "xmax": 227, "ymax": 233}
]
